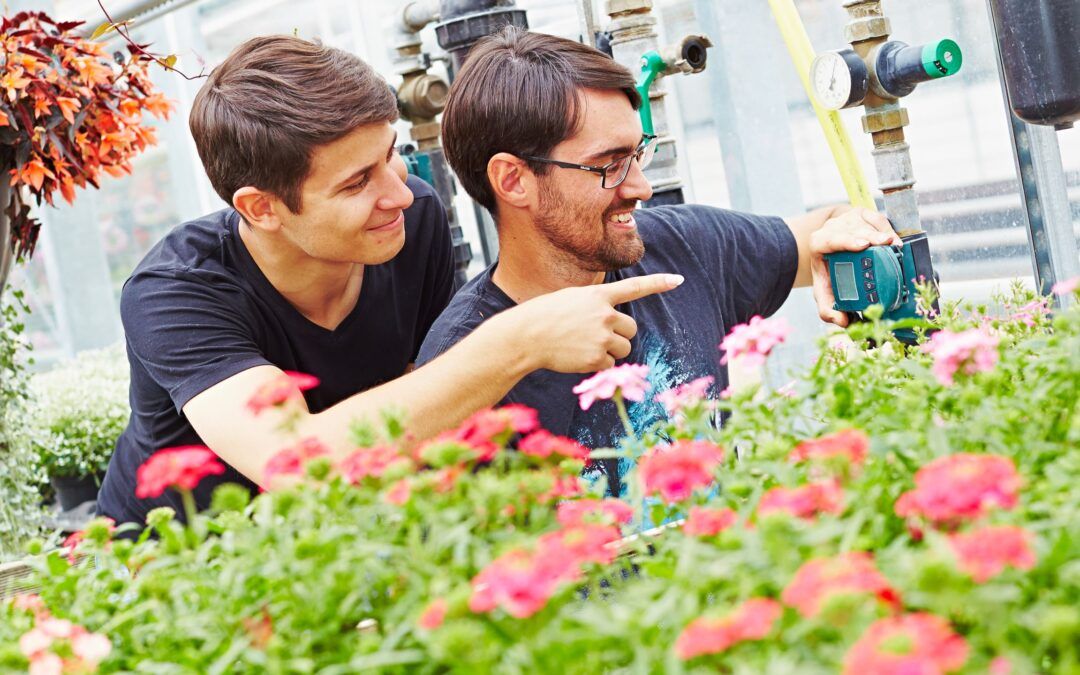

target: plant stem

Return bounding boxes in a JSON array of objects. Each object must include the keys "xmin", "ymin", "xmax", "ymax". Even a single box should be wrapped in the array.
[{"xmin": 614, "ymin": 390, "xmax": 636, "ymax": 441}]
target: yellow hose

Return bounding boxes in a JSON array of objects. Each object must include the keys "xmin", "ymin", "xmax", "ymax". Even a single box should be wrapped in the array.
[{"xmin": 767, "ymin": 0, "xmax": 877, "ymax": 210}]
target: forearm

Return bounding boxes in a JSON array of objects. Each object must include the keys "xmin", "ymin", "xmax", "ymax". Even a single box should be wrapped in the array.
[{"xmin": 304, "ymin": 310, "xmax": 534, "ymax": 451}]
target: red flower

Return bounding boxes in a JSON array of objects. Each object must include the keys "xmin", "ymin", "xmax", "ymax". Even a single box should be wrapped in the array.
[
  {"xmin": 246, "ymin": 371, "xmax": 319, "ymax": 415},
  {"xmin": 556, "ymin": 499, "xmax": 633, "ymax": 527},
  {"xmin": 418, "ymin": 598, "xmax": 447, "ymax": 630},
  {"xmin": 683, "ymin": 507, "xmax": 737, "ymax": 537},
  {"xmin": 468, "ymin": 548, "xmax": 576, "ymax": 619},
  {"xmin": 537, "ymin": 523, "xmax": 621, "ymax": 567},
  {"xmin": 337, "ymin": 445, "xmax": 404, "ymax": 484},
  {"xmin": 135, "ymin": 446, "xmax": 226, "ymax": 499},
  {"xmin": 449, "ymin": 405, "xmax": 540, "ymax": 462},
  {"xmin": 843, "ymin": 613, "xmax": 969, "ymax": 675},
  {"xmin": 895, "ymin": 454, "xmax": 1022, "ymax": 527},
  {"xmin": 519, "ymin": 430, "xmax": 590, "ymax": 461},
  {"xmin": 263, "ymin": 437, "xmax": 329, "ymax": 485},
  {"xmin": 947, "ymin": 525, "xmax": 1036, "ymax": 583},
  {"xmin": 759, "ymin": 481, "xmax": 844, "ymax": 520},
  {"xmin": 538, "ymin": 472, "xmax": 584, "ymax": 503},
  {"xmin": 383, "ymin": 478, "xmax": 412, "ymax": 506},
  {"xmin": 638, "ymin": 440, "xmax": 724, "ymax": 504},
  {"xmin": 675, "ymin": 598, "xmax": 782, "ymax": 660},
  {"xmin": 789, "ymin": 429, "xmax": 869, "ymax": 467},
  {"xmin": 781, "ymin": 552, "xmax": 902, "ymax": 617}
]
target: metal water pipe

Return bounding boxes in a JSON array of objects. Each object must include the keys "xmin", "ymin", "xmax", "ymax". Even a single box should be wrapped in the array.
[
  {"xmin": 390, "ymin": 0, "xmax": 472, "ymax": 286},
  {"xmin": 603, "ymin": 0, "xmax": 711, "ymax": 207},
  {"xmin": 433, "ymin": 0, "xmax": 529, "ymax": 265}
]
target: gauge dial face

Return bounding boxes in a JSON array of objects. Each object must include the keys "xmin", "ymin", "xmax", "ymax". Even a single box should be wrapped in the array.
[{"xmin": 811, "ymin": 52, "xmax": 854, "ymax": 110}]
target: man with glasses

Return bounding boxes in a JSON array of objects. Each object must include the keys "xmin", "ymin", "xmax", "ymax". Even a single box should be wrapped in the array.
[{"xmin": 416, "ymin": 27, "xmax": 898, "ymax": 496}]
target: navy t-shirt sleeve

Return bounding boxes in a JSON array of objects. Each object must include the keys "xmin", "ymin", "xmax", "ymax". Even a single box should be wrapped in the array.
[
  {"xmin": 674, "ymin": 205, "xmax": 798, "ymax": 325},
  {"xmin": 120, "ymin": 269, "xmax": 271, "ymax": 414}
]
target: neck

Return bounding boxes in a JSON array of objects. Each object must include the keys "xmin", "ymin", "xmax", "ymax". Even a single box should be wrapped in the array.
[
  {"xmin": 239, "ymin": 222, "xmax": 363, "ymax": 330},
  {"xmin": 491, "ymin": 211, "xmax": 605, "ymax": 304}
]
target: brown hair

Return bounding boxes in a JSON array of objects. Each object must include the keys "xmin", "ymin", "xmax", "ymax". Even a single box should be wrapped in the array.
[
  {"xmin": 190, "ymin": 35, "xmax": 398, "ymax": 213},
  {"xmin": 441, "ymin": 26, "xmax": 641, "ymax": 214}
]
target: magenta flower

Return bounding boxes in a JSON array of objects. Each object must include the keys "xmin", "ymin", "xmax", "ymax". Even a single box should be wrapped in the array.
[
  {"xmin": 572, "ymin": 363, "xmax": 650, "ymax": 411},
  {"xmin": 1051, "ymin": 276, "xmax": 1079, "ymax": 296},
  {"xmin": 654, "ymin": 376, "xmax": 714, "ymax": 416},
  {"xmin": 719, "ymin": 316, "xmax": 790, "ymax": 368},
  {"xmin": 921, "ymin": 328, "xmax": 999, "ymax": 386}
]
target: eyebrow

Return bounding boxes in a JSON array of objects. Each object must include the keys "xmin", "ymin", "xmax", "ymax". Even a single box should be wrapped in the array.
[
  {"xmin": 583, "ymin": 142, "xmax": 636, "ymax": 164},
  {"xmin": 333, "ymin": 131, "xmax": 398, "ymax": 193}
]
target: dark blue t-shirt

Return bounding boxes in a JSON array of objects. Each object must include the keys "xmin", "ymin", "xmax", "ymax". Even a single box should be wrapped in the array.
[
  {"xmin": 415, "ymin": 204, "xmax": 797, "ymax": 495},
  {"xmin": 98, "ymin": 175, "xmax": 455, "ymax": 526}
]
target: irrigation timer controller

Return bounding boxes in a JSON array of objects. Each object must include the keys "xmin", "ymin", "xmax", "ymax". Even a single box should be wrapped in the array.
[{"xmin": 826, "ymin": 233, "xmax": 935, "ymax": 343}]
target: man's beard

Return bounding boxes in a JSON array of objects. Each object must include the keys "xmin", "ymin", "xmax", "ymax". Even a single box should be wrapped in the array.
[{"xmin": 534, "ymin": 179, "xmax": 645, "ymax": 273}]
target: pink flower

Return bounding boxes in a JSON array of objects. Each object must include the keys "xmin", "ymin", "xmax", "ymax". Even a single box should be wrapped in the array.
[
  {"xmin": 843, "ymin": 613, "xmax": 969, "ymax": 675},
  {"xmin": 719, "ymin": 316, "xmax": 790, "ymax": 368},
  {"xmin": 638, "ymin": 440, "xmax": 724, "ymax": 504},
  {"xmin": 264, "ymin": 437, "xmax": 329, "ymax": 485},
  {"xmin": 1051, "ymin": 276, "xmax": 1079, "ymax": 296},
  {"xmin": 921, "ymin": 329, "xmax": 1000, "ymax": 386},
  {"xmin": 1007, "ymin": 297, "xmax": 1051, "ymax": 327},
  {"xmin": 337, "ymin": 445, "xmax": 403, "ymax": 484},
  {"xmin": 469, "ymin": 548, "xmax": 576, "ymax": 619},
  {"xmin": 654, "ymin": 376, "xmax": 714, "ymax": 416},
  {"xmin": 789, "ymin": 429, "xmax": 869, "ymax": 467},
  {"xmin": 519, "ymin": 430, "xmax": 590, "ymax": 461},
  {"xmin": 135, "ymin": 446, "xmax": 226, "ymax": 499},
  {"xmin": 246, "ymin": 370, "xmax": 319, "ymax": 415},
  {"xmin": 675, "ymin": 598, "xmax": 783, "ymax": 660},
  {"xmin": 12, "ymin": 594, "xmax": 46, "ymax": 615},
  {"xmin": 538, "ymin": 473, "xmax": 584, "ymax": 503},
  {"xmin": 948, "ymin": 525, "xmax": 1036, "ymax": 583},
  {"xmin": 781, "ymin": 552, "xmax": 902, "ymax": 617},
  {"xmin": 446, "ymin": 405, "xmax": 540, "ymax": 462},
  {"xmin": 895, "ymin": 454, "xmax": 1022, "ymax": 527},
  {"xmin": 37, "ymin": 618, "xmax": 74, "ymax": 639},
  {"xmin": 28, "ymin": 652, "xmax": 63, "ymax": 675},
  {"xmin": 683, "ymin": 507, "xmax": 737, "ymax": 537},
  {"xmin": 990, "ymin": 656, "xmax": 1012, "ymax": 675},
  {"xmin": 537, "ymin": 523, "xmax": 621, "ymax": 567},
  {"xmin": 759, "ymin": 481, "xmax": 844, "ymax": 520},
  {"xmin": 572, "ymin": 364, "xmax": 650, "ymax": 411},
  {"xmin": 19, "ymin": 628, "xmax": 52, "ymax": 658},
  {"xmin": 556, "ymin": 499, "xmax": 634, "ymax": 527},
  {"xmin": 71, "ymin": 631, "xmax": 112, "ymax": 664},
  {"xmin": 383, "ymin": 478, "xmax": 412, "ymax": 505},
  {"xmin": 418, "ymin": 598, "xmax": 447, "ymax": 630}
]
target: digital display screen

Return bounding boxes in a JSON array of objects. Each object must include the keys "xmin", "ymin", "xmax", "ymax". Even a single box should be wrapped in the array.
[{"xmin": 834, "ymin": 262, "xmax": 860, "ymax": 301}]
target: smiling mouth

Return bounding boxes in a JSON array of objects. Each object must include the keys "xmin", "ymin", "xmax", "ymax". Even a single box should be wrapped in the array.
[{"xmin": 370, "ymin": 212, "xmax": 404, "ymax": 232}]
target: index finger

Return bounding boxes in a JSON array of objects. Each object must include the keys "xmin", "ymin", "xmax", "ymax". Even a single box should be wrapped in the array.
[
  {"xmin": 859, "ymin": 209, "xmax": 901, "ymax": 245},
  {"xmin": 600, "ymin": 273, "xmax": 685, "ymax": 305}
]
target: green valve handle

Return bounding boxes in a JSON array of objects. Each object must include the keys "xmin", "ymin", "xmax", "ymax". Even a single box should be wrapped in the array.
[
  {"xmin": 877, "ymin": 38, "xmax": 963, "ymax": 98},
  {"xmin": 922, "ymin": 38, "xmax": 963, "ymax": 79},
  {"xmin": 635, "ymin": 50, "xmax": 665, "ymax": 136}
]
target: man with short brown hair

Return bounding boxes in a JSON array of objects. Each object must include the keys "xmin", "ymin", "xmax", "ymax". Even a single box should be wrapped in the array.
[
  {"xmin": 418, "ymin": 27, "xmax": 899, "ymax": 495},
  {"xmin": 97, "ymin": 35, "xmax": 681, "ymax": 526}
]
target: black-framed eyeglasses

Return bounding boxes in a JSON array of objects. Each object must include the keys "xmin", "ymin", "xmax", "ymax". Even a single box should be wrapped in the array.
[{"xmin": 522, "ymin": 134, "xmax": 658, "ymax": 189}]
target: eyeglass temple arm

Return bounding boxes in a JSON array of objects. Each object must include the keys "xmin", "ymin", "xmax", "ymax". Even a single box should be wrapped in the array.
[{"xmin": 635, "ymin": 51, "xmax": 665, "ymax": 137}]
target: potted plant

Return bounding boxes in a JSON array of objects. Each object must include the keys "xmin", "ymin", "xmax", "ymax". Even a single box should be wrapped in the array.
[
  {"xmin": 0, "ymin": 10, "xmax": 172, "ymax": 296},
  {"xmin": 27, "ymin": 343, "xmax": 129, "ymax": 511}
]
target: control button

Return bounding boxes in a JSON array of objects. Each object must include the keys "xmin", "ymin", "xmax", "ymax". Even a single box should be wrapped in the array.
[
  {"xmin": 864, "ymin": 281, "xmax": 876, "ymax": 291},
  {"xmin": 867, "ymin": 291, "xmax": 879, "ymax": 304},
  {"xmin": 863, "ymin": 271, "xmax": 874, "ymax": 280},
  {"xmin": 861, "ymin": 257, "xmax": 873, "ymax": 269}
]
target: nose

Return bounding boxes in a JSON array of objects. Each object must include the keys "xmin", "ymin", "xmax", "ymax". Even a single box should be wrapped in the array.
[
  {"xmin": 377, "ymin": 154, "xmax": 415, "ymax": 212},
  {"xmin": 617, "ymin": 155, "xmax": 653, "ymax": 203}
]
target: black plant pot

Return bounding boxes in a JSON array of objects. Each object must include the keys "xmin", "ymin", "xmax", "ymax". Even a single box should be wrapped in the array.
[{"xmin": 50, "ymin": 474, "xmax": 100, "ymax": 512}]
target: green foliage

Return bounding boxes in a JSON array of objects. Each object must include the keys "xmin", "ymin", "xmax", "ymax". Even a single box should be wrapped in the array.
[
  {"xmin": 0, "ymin": 289, "xmax": 44, "ymax": 560},
  {"xmin": 27, "ymin": 342, "xmax": 129, "ymax": 482},
  {"xmin": 2, "ymin": 284, "xmax": 1077, "ymax": 671}
]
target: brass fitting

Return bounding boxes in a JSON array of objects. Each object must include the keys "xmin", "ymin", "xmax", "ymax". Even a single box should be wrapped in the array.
[
  {"xmin": 397, "ymin": 72, "xmax": 449, "ymax": 121},
  {"xmin": 861, "ymin": 107, "xmax": 909, "ymax": 134}
]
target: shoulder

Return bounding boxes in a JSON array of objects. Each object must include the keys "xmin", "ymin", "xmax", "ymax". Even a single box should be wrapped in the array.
[
  {"xmin": 129, "ymin": 208, "xmax": 236, "ymax": 280},
  {"xmin": 416, "ymin": 268, "xmax": 507, "ymax": 363}
]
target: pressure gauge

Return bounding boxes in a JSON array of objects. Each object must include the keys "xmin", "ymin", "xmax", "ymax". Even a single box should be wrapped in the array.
[{"xmin": 810, "ymin": 49, "xmax": 869, "ymax": 110}]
